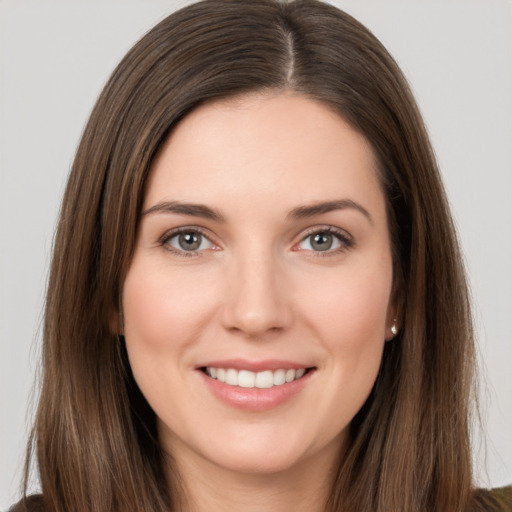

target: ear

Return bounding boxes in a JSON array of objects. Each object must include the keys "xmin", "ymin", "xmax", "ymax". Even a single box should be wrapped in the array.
[
  {"xmin": 385, "ymin": 280, "xmax": 403, "ymax": 341},
  {"xmin": 385, "ymin": 311, "xmax": 398, "ymax": 341}
]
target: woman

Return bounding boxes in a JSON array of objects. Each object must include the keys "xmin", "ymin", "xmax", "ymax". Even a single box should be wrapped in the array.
[{"xmin": 10, "ymin": 0, "xmax": 511, "ymax": 511}]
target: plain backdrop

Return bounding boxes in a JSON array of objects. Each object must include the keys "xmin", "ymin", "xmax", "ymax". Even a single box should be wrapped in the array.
[{"xmin": 1, "ymin": 0, "xmax": 511, "ymax": 508}]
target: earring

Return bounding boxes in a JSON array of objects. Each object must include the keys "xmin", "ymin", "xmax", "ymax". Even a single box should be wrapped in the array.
[{"xmin": 390, "ymin": 320, "xmax": 398, "ymax": 336}]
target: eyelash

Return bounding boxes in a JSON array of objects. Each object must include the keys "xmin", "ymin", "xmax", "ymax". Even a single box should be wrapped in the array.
[
  {"xmin": 295, "ymin": 226, "xmax": 354, "ymax": 257},
  {"xmin": 159, "ymin": 227, "xmax": 216, "ymax": 258},
  {"xmin": 158, "ymin": 225, "xmax": 354, "ymax": 257}
]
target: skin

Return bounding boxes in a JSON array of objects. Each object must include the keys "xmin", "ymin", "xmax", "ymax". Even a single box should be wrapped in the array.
[{"xmin": 122, "ymin": 91, "xmax": 396, "ymax": 512}]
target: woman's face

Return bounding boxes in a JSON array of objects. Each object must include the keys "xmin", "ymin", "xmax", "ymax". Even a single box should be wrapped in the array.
[{"xmin": 122, "ymin": 92, "xmax": 396, "ymax": 477}]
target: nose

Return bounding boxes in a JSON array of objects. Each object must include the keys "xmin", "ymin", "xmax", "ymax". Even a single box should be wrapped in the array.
[{"xmin": 221, "ymin": 252, "xmax": 293, "ymax": 338}]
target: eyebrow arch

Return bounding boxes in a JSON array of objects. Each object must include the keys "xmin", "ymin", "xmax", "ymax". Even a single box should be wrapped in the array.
[
  {"xmin": 141, "ymin": 201, "xmax": 226, "ymax": 222},
  {"xmin": 142, "ymin": 198, "xmax": 373, "ymax": 224},
  {"xmin": 287, "ymin": 199, "xmax": 373, "ymax": 224}
]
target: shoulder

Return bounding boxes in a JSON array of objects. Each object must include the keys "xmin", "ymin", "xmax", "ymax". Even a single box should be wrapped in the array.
[
  {"xmin": 474, "ymin": 485, "xmax": 512, "ymax": 512},
  {"xmin": 7, "ymin": 495, "xmax": 45, "ymax": 512},
  {"xmin": 7, "ymin": 489, "xmax": 512, "ymax": 512}
]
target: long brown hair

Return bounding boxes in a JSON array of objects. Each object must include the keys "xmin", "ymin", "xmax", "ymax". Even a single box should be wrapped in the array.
[{"xmin": 19, "ymin": 1, "xmax": 481, "ymax": 510}]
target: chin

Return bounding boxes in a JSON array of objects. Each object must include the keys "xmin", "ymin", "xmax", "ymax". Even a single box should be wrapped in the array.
[
  {"xmin": 161, "ymin": 417, "xmax": 346, "ymax": 479},
  {"xmin": 204, "ymin": 447, "xmax": 312, "ymax": 477}
]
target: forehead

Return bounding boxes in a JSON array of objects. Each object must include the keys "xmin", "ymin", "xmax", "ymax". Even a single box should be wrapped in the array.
[{"xmin": 145, "ymin": 92, "xmax": 383, "ymax": 215}]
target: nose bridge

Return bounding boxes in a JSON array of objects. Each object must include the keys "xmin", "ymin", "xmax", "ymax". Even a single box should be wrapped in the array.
[{"xmin": 222, "ymin": 242, "xmax": 291, "ymax": 337}]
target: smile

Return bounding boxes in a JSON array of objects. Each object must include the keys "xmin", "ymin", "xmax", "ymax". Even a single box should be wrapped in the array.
[
  {"xmin": 197, "ymin": 360, "xmax": 316, "ymax": 411},
  {"xmin": 203, "ymin": 367, "xmax": 307, "ymax": 389}
]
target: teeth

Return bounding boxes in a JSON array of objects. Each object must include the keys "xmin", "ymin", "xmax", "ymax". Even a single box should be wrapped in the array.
[
  {"xmin": 225, "ymin": 368, "xmax": 238, "ymax": 386},
  {"xmin": 217, "ymin": 368, "xmax": 226, "ymax": 383},
  {"xmin": 204, "ymin": 367, "xmax": 308, "ymax": 388},
  {"xmin": 256, "ymin": 370, "xmax": 273, "ymax": 389},
  {"xmin": 238, "ymin": 370, "xmax": 255, "ymax": 388},
  {"xmin": 273, "ymin": 369, "xmax": 286, "ymax": 386}
]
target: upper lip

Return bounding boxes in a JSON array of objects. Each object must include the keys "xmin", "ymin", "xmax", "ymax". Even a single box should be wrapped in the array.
[{"xmin": 196, "ymin": 359, "xmax": 315, "ymax": 372}]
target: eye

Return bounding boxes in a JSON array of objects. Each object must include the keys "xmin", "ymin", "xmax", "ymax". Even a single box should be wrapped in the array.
[
  {"xmin": 296, "ymin": 228, "xmax": 352, "ymax": 253},
  {"xmin": 163, "ymin": 229, "xmax": 216, "ymax": 254}
]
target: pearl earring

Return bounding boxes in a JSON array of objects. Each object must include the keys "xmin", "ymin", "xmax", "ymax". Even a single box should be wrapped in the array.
[{"xmin": 390, "ymin": 321, "xmax": 398, "ymax": 336}]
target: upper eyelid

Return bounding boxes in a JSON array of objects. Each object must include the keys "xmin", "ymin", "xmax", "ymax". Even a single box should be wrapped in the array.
[
  {"xmin": 297, "ymin": 225, "xmax": 352, "ymax": 241},
  {"xmin": 157, "ymin": 227, "xmax": 219, "ymax": 258},
  {"xmin": 157, "ymin": 224, "xmax": 353, "ymax": 250},
  {"xmin": 293, "ymin": 225, "xmax": 354, "ymax": 253},
  {"xmin": 159, "ymin": 225, "xmax": 215, "ymax": 243}
]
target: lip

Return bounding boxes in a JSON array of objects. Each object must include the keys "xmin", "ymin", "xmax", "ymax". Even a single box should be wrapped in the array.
[
  {"xmin": 196, "ymin": 358, "xmax": 311, "ymax": 372},
  {"xmin": 196, "ymin": 359, "xmax": 316, "ymax": 412}
]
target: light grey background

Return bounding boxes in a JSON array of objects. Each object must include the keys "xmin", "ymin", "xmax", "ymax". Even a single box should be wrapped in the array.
[{"xmin": 1, "ymin": 0, "xmax": 511, "ymax": 508}]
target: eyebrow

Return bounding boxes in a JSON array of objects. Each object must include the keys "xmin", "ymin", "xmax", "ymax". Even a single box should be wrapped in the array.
[
  {"xmin": 142, "ymin": 201, "xmax": 226, "ymax": 222},
  {"xmin": 287, "ymin": 199, "xmax": 373, "ymax": 224},
  {"xmin": 142, "ymin": 198, "xmax": 373, "ymax": 224}
]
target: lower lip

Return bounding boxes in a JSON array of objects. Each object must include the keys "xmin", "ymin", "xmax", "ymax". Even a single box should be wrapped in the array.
[{"xmin": 199, "ymin": 370, "xmax": 315, "ymax": 412}]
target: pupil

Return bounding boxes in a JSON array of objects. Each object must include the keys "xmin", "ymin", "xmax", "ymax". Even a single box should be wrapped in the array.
[
  {"xmin": 179, "ymin": 232, "xmax": 201, "ymax": 251},
  {"xmin": 312, "ymin": 233, "xmax": 332, "ymax": 251}
]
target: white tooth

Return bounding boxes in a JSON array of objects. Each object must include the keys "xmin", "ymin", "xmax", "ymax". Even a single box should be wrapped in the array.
[
  {"xmin": 255, "ymin": 370, "xmax": 274, "ymax": 389},
  {"xmin": 225, "ymin": 368, "xmax": 238, "ymax": 386},
  {"xmin": 209, "ymin": 367, "xmax": 217, "ymax": 378},
  {"xmin": 285, "ymin": 369, "xmax": 295, "ymax": 383},
  {"xmin": 273, "ymin": 369, "xmax": 286, "ymax": 386},
  {"xmin": 295, "ymin": 368, "xmax": 306, "ymax": 379},
  {"xmin": 216, "ymin": 368, "xmax": 226, "ymax": 383},
  {"xmin": 238, "ymin": 370, "xmax": 256, "ymax": 388}
]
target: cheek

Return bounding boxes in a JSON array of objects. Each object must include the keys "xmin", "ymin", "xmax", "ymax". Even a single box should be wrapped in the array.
[
  {"xmin": 121, "ymin": 260, "xmax": 217, "ymax": 354},
  {"xmin": 120, "ymin": 259, "xmax": 220, "ymax": 417},
  {"xmin": 304, "ymin": 261, "xmax": 392, "ymax": 341},
  {"xmin": 299, "ymin": 257, "xmax": 392, "ymax": 388}
]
